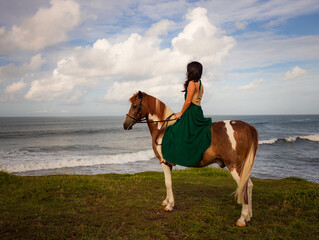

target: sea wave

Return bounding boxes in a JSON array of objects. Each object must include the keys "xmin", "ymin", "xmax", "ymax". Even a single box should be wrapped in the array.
[
  {"xmin": 259, "ymin": 134, "xmax": 319, "ymax": 145},
  {"xmin": 0, "ymin": 128, "xmax": 121, "ymax": 139},
  {"xmin": 0, "ymin": 150, "xmax": 156, "ymax": 173},
  {"xmin": 21, "ymin": 144, "xmax": 110, "ymax": 153}
]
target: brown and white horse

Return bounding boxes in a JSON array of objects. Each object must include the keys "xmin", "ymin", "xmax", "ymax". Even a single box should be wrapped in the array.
[{"xmin": 123, "ymin": 91, "xmax": 258, "ymax": 227}]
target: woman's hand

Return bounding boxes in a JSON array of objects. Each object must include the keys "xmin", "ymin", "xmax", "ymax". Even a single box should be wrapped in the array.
[{"xmin": 175, "ymin": 112, "xmax": 182, "ymax": 119}]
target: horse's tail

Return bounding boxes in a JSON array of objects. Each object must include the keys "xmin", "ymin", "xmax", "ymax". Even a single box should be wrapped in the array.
[{"xmin": 236, "ymin": 125, "xmax": 258, "ymax": 204}]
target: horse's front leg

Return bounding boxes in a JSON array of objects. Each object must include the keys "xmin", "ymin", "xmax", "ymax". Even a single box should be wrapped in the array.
[{"xmin": 161, "ymin": 163, "xmax": 174, "ymax": 211}]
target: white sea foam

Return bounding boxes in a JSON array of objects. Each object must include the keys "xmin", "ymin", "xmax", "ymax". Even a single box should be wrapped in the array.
[
  {"xmin": 258, "ymin": 138, "xmax": 277, "ymax": 145},
  {"xmin": 299, "ymin": 134, "xmax": 319, "ymax": 142},
  {"xmin": 259, "ymin": 134, "xmax": 319, "ymax": 145},
  {"xmin": 0, "ymin": 150, "xmax": 156, "ymax": 173}
]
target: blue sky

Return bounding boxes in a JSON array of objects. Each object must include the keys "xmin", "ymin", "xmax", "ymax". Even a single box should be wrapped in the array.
[{"xmin": 0, "ymin": 0, "xmax": 318, "ymax": 116}]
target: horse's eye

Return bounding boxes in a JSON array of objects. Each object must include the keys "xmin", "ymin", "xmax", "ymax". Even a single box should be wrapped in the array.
[{"xmin": 133, "ymin": 105, "xmax": 137, "ymax": 109}]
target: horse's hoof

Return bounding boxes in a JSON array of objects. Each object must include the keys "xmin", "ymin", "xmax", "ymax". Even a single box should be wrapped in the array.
[
  {"xmin": 164, "ymin": 207, "xmax": 173, "ymax": 212},
  {"xmin": 236, "ymin": 220, "xmax": 246, "ymax": 227}
]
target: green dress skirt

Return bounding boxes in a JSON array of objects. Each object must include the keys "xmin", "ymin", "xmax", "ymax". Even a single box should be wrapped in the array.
[{"xmin": 162, "ymin": 101, "xmax": 212, "ymax": 167}]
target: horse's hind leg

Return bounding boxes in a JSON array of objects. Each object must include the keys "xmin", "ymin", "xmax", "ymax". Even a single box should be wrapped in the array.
[
  {"xmin": 248, "ymin": 178, "xmax": 253, "ymax": 218},
  {"xmin": 161, "ymin": 163, "xmax": 174, "ymax": 211},
  {"xmin": 230, "ymin": 169, "xmax": 250, "ymax": 226}
]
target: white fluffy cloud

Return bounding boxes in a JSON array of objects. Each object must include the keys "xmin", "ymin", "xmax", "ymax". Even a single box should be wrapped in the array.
[
  {"xmin": 24, "ymin": 71, "xmax": 94, "ymax": 102},
  {"xmin": 0, "ymin": 0, "xmax": 81, "ymax": 53},
  {"xmin": 172, "ymin": 8, "xmax": 235, "ymax": 64},
  {"xmin": 284, "ymin": 66, "xmax": 307, "ymax": 80},
  {"xmin": 25, "ymin": 7, "xmax": 236, "ymax": 102},
  {"xmin": 4, "ymin": 80, "xmax": 27, "ymax": 94},
  {"xmin": 103, "ymin": 76, "xmax": 182, "ymax": 102},
  {"xmin": 0, "ymin": 54, "xmax": 46, "ymax": 102}
]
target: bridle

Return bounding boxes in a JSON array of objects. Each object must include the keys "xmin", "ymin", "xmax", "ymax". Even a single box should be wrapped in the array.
[
  {"xmin": 126, "ymin": 94, "xmax": 177, "ymax": 128},
  {"xmin": 126, "ymin": 95, "xmax": 145, "ymax": 124},
  {"xmin": 126, "ymin": 95, "xmax": 177, "ymax": 146}
]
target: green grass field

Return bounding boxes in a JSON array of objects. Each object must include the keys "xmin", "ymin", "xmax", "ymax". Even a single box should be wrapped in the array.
[{"xmin": 1, "ymin": 167, "xmax": 318, "ymax": 240}]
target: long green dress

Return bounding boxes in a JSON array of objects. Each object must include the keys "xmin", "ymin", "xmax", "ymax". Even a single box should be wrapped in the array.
[{"xmin": 162, "ymin": 81, "xmax": 213, "ymax": 167}]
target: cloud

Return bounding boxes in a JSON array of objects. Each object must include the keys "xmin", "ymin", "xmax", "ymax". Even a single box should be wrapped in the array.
[
  {"xmin": 204, "ymin": 0, "xmax": 319, "ymax": 26},
  {"xmin": 234, "ymin": 21, "xmax": 248, "ymax": 30},
  {"xmin": 104, "ymin": 76, "xmax": 182, "ymax": 102},
  {"xmin": 145, "ymin": 19, "xmax": 175, "ymax": 37},
  {"xmin": 137, "ymin": 0, "xmax": 188, "ymax": 21},
  {"xmin": 226, "ymin": 34, "xmax": 319, "ymax": 70},
  {"xmin": 0, "ymin": 0, "xmax": 81, "ymax": 53},
  {"xmin": 25, "ymin": 7, "xmax": 236, "ymax": 102},
  {"xmin": 172, "ymin": 8, "xmax": 236, "ymax": 64},
  {"xmin": 0, "ymin": 54, "xmax": 45, "ymax": 83},
  {"xmin": 264, "ymin": 19, "xmax": 284, "ymax": 28},
  {"xmin": 284, "ymin": 66, "xmax": 307, "ymax": 80},
  {"xmin": 238, "ymin": 78, "xmax": 263, "ymax": 90},
  {"xmin": 62, "ymin": 88, "xmax": 89, "ymax": 105},
  {"xmin": 26, "ymin": 54, "xmax": 46, "ymax": 70},
  {"xmin": 24, "ymin": 72, "xmax": 88, "ymax": 102},
  {"xmin": 4, "ymin": 80, "xmax": 27, "ymax": 94}
]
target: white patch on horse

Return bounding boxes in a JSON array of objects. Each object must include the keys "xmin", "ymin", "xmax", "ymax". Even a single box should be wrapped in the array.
[
  {"xmin": 231, "ymin": 169, "xmax": 240, "ymax": 185},
  {"xmin": 224, "ymin": 120, "xmax": 237, "ymax": 150},
  {"xmin": 161, "ymin": 162, "xmax": 174, "ymax": 211},
  {"xmin": 148, "ymin": 113, "xmax": 162, "ymax": 130},
  {"xmin": 156, "ymin": 99, "xmax": 160, "ymax": 113},
  {"xmin": 164, "ymin": 107, "xmax": 176, "ymax": 127}
]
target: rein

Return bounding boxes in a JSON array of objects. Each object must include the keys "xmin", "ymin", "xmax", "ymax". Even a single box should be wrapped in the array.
[
  {"xmin": 126, "ymin": 115, "xmax": 177, "ymax": 124},
  {"xmin": 154, "ymin": 113, "xmax": 176, "ymax": 146}
]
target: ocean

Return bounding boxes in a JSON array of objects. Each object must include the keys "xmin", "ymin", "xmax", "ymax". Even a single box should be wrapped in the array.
[{"xmin": 0, "ymin": 115, "xmax": 318, "ymax": 183}]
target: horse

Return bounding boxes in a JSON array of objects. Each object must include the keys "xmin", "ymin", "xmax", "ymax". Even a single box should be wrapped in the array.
[{"xmin": 123, "ymin": 91, "xmax": 258, "ymax": 227}]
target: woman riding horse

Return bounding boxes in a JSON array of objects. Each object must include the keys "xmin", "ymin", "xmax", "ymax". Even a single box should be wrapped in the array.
[
  {"xmin": 123, "ymin": 61, "xmax": 258, "ymax": 227},
  {"xmin": 162, "ymin": 61, "xmax": 213, "ymax": 167}
]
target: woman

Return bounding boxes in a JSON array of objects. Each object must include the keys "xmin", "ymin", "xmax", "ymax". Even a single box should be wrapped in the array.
[{"xmin": 162, "ymin": 61, "xmax": 213, "ymax": 167}]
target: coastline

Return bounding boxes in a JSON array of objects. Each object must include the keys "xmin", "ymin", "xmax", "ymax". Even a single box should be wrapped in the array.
[
  {"xmin": 1, "ymin": 115, "xmax": 319, "ymax": 183},
  {"xmin": 6, "ymin": 158, "xmax": 319, "ymax": 184}
]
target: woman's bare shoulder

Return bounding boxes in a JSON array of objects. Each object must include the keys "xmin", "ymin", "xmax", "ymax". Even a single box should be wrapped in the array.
[
  {"xmin": 187, "ymin": 81, "xmax": 196, "ymax": 90},
  {"xmin": 188, "ymin": 80, "xmax": 195, "ymax": 85}
]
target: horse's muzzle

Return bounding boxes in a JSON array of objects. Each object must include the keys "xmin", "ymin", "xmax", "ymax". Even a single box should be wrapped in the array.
[{"xmin": 123, "ymin": 121, "xmax": 133, "ymax": 130}]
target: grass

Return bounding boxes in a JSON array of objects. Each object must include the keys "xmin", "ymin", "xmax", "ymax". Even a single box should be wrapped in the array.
[{"xmin": 0, "ymin": 167, "xmax": 318, "ymax": 240}]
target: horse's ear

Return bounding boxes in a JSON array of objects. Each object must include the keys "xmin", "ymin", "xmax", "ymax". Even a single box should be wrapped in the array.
[{"xmin": 138, "ymin": 91, "xmax": 143, "ymax": 98}]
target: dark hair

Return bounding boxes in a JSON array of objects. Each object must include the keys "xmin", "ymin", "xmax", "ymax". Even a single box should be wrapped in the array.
[{"xmin": 182, "ymin": 61, "xmax": 203, "ymax": 92}]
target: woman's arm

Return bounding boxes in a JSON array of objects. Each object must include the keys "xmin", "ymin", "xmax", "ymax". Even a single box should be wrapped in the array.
[{"xmin": 175, "ymin": 81, "xmax": 195, "ymax": 118}]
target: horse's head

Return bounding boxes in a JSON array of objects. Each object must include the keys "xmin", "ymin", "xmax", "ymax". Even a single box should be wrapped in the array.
[{"xmin": 123, "ymin": 91, "xmax": 148, "ymax": 130}]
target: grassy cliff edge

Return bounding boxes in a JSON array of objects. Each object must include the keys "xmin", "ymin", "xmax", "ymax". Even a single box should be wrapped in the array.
[{"xmin": 1, "ymin": 168, "xmax": 318, "ymax": 240}]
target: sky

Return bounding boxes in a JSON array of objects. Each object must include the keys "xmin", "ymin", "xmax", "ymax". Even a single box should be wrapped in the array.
[{"xmin": 0, "ymin": 0, "xmax": 319, "ymax": 117}]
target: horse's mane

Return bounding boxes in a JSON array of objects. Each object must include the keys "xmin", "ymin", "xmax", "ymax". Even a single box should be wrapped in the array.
[{"xmin": 129, "ymin": 92, "xmax": 173, "ymax": 120}]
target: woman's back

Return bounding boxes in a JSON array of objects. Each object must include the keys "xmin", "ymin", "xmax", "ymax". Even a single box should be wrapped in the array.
[{"xmin": 186, "ymin": 80, "xmax": 204, "ymax": 106}]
